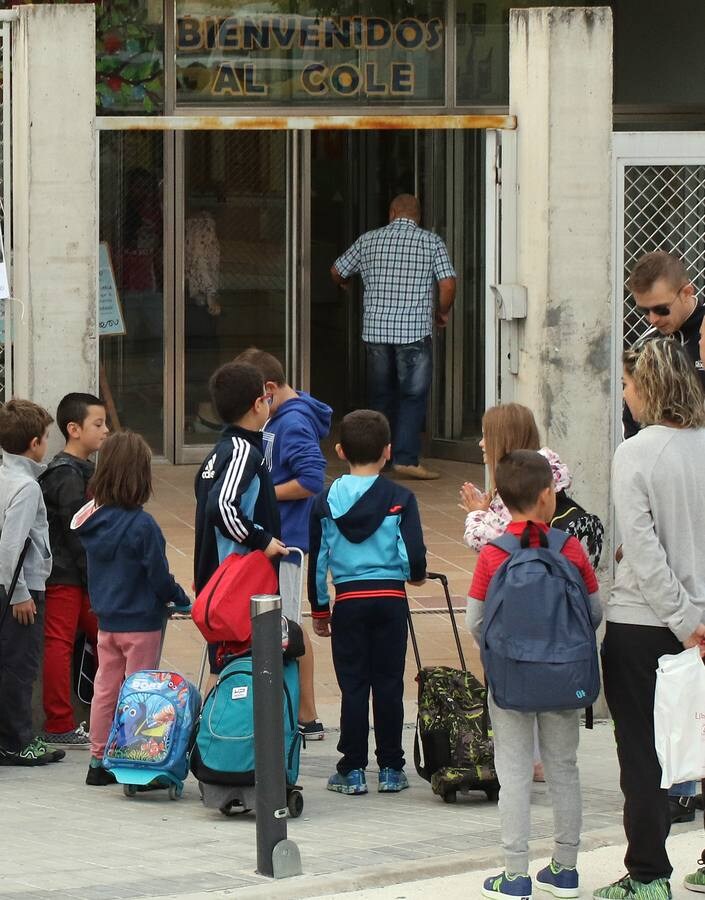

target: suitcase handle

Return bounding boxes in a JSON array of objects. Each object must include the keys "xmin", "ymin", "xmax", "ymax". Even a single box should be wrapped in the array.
[{"xmin": 407, "ymin": 571, "xmax": 467, "ymax": 673}]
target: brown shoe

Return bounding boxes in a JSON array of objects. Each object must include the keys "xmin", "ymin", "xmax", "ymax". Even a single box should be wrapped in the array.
[{"xmin": 392, "ymin": 464, "xmax": 441, "ymax": 480}]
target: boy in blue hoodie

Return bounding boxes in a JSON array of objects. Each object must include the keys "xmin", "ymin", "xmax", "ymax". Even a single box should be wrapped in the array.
[
  {"xmin": 309, "ymin": 409, "xmax": 426, "ymax": 795},
  {"xmin": 234, "ymin": 349, "xmax": 331, "ymax": 739}
]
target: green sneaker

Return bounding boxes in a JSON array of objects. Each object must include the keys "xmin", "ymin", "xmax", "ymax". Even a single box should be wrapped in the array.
[
  {"xmin": 0, "ymin": 736, "xmax": 65, "ymax": 766},
  {"xmin": 593, "ymin": 875, "xmax": 671, "ymax": 899},
  {"xmin": 684, "ymin": 857, "xmax": 705, "ymax": 893}
]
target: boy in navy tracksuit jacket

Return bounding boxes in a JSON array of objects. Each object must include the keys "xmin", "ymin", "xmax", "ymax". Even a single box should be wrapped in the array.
[
  {"xmin": 194, "ymin": 362, "xmax": 287, "ymax": 676},
  {"xmin": 309, "ymin": 409, "xmax": 426, "ymax": 796}
]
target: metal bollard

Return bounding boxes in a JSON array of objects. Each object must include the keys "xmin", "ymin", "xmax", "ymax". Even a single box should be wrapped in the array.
[{"xmin": 250, "ymin": 594, "xmax": 302, "ymax": 879}]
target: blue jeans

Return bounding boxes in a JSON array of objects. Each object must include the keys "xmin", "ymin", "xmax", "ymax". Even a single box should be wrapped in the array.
[
  {"xmin": 669, "ymin": 780, "xmax": 697, "ymax": 797},
  {"xmin": 365, "ymin": 337, "xmax": 433, "ymax": 466}
]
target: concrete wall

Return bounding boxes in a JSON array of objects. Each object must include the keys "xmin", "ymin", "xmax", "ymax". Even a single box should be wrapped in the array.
[
  {"xmin": 508, "ymin": 7, "xmax": 613, "ymax": 557},
  {"xmin": 12, "ymin": 3, "xmax": 97, "ymax": 454}
]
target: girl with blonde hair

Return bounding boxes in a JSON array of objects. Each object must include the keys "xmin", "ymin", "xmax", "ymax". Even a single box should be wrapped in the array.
[{"xmin": 460, "ymin": 403, "xmax": 602, "ymax": 567}]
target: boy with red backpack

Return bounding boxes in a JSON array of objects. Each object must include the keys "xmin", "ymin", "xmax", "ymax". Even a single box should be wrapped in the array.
[{"xmin": 467, "ymin": 450, "xmax": 602, "ymax": 900}]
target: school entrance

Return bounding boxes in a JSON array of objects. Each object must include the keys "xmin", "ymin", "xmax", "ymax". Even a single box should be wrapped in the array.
[{"xmin": 98, "ymin": 120, "xmax": 508, "ymax": 463}]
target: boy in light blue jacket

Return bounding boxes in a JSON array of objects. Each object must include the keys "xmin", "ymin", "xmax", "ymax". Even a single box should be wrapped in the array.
[
  {"xmin": 0, "ymin": 399, "xmax": 64, "ymax": 767},
  {"xmin": 308, "ymin": 409, "xmax": 426, "ymax": 796}
]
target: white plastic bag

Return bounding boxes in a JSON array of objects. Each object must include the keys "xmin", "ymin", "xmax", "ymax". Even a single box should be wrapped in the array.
[{"xmin": 654, "ymin": 645, "xmax": 705, "ymax": 788}]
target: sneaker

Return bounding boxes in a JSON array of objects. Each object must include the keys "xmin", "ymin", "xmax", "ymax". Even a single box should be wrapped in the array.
[
  {"xmin": 392, "ymin": 463, "xmax": 441, "ymax": 481},
  {"xmin": 378, "ymin": 767, "xmax": 409, "ymax": 793},
  {"xmin": 536, "ymin": 859, "xmax": 579, "ymax": 898},
  {"xmin": 0, "ymin": 737, "xmax": 65, "ymax": 766},
  {"xmin": 684, "ymin": 857, "xmax": 705, "ymax": 893},
  {"xmin": 43, "ymin": 721, "xmax": 90, "ymax": 749},
  {"xmin": 86, "ymin": 756, "xmax": 116, "ymax": 786},
  {"xmin": 482, "ymin": 871, "xmax": 533, "ymax": 898},
  {"xmin": 669, "ymin": 795, "xmax": 696, "ymax": 824},
  {"xmin": 593, "ymin": 874, "xmax": 672, "ymax": 899},
  {"xmin": 326, "ymin": 768, "xmax": 368, "ymax": 795},
  {"xmin": 299, "ymin": 720, "xmax": 324, "ymax": 741}
]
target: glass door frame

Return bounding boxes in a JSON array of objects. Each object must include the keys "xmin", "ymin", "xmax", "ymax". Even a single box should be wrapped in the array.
[{"xmin": 98, "ymin": 116, "xmax": 512, "ymax": 463}]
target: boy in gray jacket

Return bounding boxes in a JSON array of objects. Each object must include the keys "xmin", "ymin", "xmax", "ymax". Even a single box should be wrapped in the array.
[{"xmin": 0, "ymin": 400, "xmax": 65, "ymax": 766}]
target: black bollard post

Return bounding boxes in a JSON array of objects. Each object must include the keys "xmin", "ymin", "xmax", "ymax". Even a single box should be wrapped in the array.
[{"xmin": 250, "ymin": 594, "xmax": 302, "ymax": 879}]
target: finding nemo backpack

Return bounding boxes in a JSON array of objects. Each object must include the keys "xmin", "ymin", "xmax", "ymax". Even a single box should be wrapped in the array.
[{"xmin": 481, "ymin": 524, "xmax": 600, "ymax": 719}]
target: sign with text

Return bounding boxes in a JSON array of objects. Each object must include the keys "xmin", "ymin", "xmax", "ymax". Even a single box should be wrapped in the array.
[
  {"xmin": 99, "ymin": 242, "xmax": 126, "ymax": 336},
  {"xmin": 175, "ymin": 4, "xmax": 445, "ymax": 105}
]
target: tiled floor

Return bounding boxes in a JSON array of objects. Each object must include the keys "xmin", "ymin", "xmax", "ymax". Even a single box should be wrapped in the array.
[{"xmin": 150, "ymin": 456, "xmax": 485, "ymax": 722}]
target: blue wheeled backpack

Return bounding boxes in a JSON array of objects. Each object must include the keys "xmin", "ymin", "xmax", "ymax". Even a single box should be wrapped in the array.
[
  {"xmin": 190, "ymin": 656, "xmax": 301, "ymax": 787},
  {"xmin": 103, "ymin": 670, "xmax": 201, "ymax": 798},
  {"xmin": 480, "ymin": 525, "xmax": 599, "ymax": 714}
]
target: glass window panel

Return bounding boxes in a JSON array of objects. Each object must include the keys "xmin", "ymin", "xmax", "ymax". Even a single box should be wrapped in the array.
[
  {"xmin": 176, "ymin": 2, "xmax": 445, "ymax": 106},
  {"xmin": 455, "ymin": 1, "xmax": 606, "ymax": 107},
  {"xmin": 97, "ymin": 0, "xmax": 165, "ymax": 114},
  {"xmin": 183, "ymin": 132, "xmax": 287, "ymax": 444},
  {"xmin": 99, "ymin": 132, "xmax": 165, "ymax": 454},
  {"xmin": 614, "ymin": 1, "xmax": 705, "ymax": 106}
]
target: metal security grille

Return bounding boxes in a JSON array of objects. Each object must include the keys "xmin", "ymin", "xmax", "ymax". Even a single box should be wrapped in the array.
[{"xmin": 622, "ymin": 164, "xmax": 705, "ymax": 348}]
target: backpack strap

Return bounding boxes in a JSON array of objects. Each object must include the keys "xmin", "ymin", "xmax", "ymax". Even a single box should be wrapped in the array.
[
  {"xmin": 489, "ymin": 533, "xmax": 522, "ymax": 554},
  {"xmin": 545, "ymin": 527, "xmax": 571, "ymax": 554}
]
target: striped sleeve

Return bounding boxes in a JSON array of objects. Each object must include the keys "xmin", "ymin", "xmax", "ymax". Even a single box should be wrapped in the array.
[{"xmin": 206, "ymin": 438, "xmax": 271, "ymax": 552}]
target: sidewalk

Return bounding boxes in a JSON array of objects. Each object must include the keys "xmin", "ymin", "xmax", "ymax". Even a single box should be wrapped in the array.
[
  {"xmin": 3, "ymin": 459, "xmax": 663, "ymax": 899},
  {"xmin": 0, "ymin": 720, "xmax": 675, "ymax": 900}
]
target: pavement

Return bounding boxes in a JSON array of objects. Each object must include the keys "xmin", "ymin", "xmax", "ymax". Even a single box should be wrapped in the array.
[
  {"xmin": 2, "ymin": 458, "xmax": 677, "ymax": 899},
  {"xmin": 4, "ymin": 719, "xmax": 698, "ymax": 900}
]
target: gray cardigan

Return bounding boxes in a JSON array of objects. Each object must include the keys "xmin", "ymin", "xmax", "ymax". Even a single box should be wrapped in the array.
[
  {"xmin": 0, "ymin": 452, "xmax": 52, "ymax": 603},
  {"xmin": 609, "ymin": 424, "xmax": 705, "ymax": 641}
]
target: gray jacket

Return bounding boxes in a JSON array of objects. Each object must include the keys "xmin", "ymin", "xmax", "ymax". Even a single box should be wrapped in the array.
[{"xmin": 0, "ymin": 452, "xmax": 52, "ymax": 603}]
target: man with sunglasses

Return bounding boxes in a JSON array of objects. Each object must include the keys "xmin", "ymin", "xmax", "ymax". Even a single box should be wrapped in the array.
[{"xmin": 624, "ymin": 251, "xmax": 705, "ymax": 439}]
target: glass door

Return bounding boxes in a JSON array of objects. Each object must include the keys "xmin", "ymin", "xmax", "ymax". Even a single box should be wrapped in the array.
[{"xmin": 176, "ymin": 131, "xmax": 290, "ymax": 462}]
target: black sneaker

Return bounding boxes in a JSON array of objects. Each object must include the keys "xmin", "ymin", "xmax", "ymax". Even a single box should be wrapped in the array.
[
  {"xmin": 0, "ymin": 737, "xmax": 65, "ymax": 766},
  {"xmin": 670, "ymin": 795, "xmax": 696, "ymax": 823},
  {"xmin": 86, "ymin": 760, "xmax": 116, "ymax": 786}
]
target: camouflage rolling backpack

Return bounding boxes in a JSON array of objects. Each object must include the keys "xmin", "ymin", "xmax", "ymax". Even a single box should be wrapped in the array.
[{"xmin": 412, "ymin": 573, "xmax": 499, "ymax": 804}]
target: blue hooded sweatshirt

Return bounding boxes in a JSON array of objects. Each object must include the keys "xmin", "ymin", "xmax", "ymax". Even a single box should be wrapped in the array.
[
  {"xmin": 266, "ymin": 391, "xmax": 332, "ymax": 554},
  {"xmin": 308, "ymin": 474, "xmax": 427, "ymax": 618},
  {"xmin": 72, "ymin": 501, "xmax": 189, "ymax": 633}
]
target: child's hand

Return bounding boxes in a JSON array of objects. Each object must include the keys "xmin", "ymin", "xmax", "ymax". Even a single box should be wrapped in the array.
[
  {"xmin": 264, "ymin": 538, "xmax": 289, "ymax": 559},
  {"xmin": 458, "ymin": 482, "xmax": 491, "ymax": 514},
  {"xmin": 312, "ymin": 615, "xmax": 331, "ymax": 637},
  {"xmin": 12, "ymin": 597, "xmax": 37, "ymax": 626}
]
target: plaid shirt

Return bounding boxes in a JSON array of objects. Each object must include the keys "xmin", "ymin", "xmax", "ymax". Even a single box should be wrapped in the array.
[{"xmin": 334, "ymin": 218, "xmax": 456, "ymax": 344}]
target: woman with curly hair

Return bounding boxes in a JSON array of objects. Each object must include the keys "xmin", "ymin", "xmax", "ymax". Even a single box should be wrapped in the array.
[{"xmin": 595, "ymin": 338, "xmax": 705, "ymax": 900}]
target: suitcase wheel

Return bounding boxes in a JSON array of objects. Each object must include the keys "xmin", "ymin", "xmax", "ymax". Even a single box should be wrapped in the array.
[
  {"xmin": 123, "ymin": 784, "xmax": 138, "ymax": 798},
  {"xmin": 287, "ymin": 789, "xmax": 304, "ymax": 818},
  {"xmin": 441, "ymin": 790, "xmax": 457, "ymax": 804}
]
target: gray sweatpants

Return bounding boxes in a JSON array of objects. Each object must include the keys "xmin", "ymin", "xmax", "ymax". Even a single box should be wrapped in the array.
[{"xmin": 489, "ymin": 694, "xmax": 582, "ymax": 875}]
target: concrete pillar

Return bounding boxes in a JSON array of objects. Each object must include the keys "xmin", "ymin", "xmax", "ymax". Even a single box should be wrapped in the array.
[
  {"xmin": 508, "ymin": 7, "xmax": 613, "ymax": 548},
  {"xmin": 12, "ymin": 3, "xmax": 96, "ymax": 451}
]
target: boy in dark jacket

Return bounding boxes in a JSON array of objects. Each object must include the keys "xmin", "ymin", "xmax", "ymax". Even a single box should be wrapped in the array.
[
  {"xmin": 41, "ymin": 393, "xmax": 108, "ymax": 748},
  {"xmin": 235, "ymin": 348, "xmax": 331, "ymax": 739},
  {"xmin": 309, "ymin": 410, "xmax": 426, "ymax": 795},
  {"xmin": 194, "ymin": 362, "xmax": 288, "ymax": 679}
]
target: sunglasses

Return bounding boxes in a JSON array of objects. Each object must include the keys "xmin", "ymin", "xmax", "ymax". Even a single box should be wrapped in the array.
[{"xmin": 634, "ymin": 285, "xmax": 685, "ymax": 319}]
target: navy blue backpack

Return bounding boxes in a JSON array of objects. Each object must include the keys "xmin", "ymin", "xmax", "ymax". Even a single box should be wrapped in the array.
[{"xmin": 480, "ymin": 524, "xmax": 599, "ymax": 717}]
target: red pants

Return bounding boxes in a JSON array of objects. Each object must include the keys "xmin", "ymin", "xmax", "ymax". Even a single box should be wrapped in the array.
[{"xmin": 42, "ymin": 584, "xmax": 98, "ymax": 733}]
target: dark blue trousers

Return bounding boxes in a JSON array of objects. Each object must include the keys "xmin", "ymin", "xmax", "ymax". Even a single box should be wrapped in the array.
[{"xmin": 331, "ymin": 594, "xmax": 408, "ymax": 775}]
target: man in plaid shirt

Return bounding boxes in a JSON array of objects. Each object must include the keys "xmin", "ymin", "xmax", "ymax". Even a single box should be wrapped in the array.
[{"xmin": 331, "ymin": 194, "xmax": 456, "ymax": 480}]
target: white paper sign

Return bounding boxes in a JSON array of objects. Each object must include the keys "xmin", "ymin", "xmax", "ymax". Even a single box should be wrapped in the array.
[{"xmin": 98, "ymin": 242, "xmax": 126, "ymax": 336}]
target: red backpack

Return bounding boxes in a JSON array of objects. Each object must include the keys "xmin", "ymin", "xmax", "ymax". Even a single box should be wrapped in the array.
[{"xmin": 192, "ymin": 550, "xmax": 278, "ymax": 650}]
